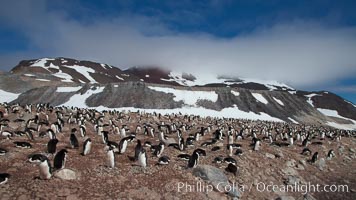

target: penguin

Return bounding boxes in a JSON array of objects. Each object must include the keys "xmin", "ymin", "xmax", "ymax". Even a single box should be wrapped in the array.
[
  {"xmin": 186, "ymin": 137, "xmax": 195, "ymax": 147},
  {"xmin": 177, "ymin": 154, "xmax": 191, "ymax": 161},
  {"xmin": 235, "ymin": 148, "xmax": 243, "ymax": 156},
  {"xmin": 223, "ymin": 157, "xmax": 237, "ymax": 165},
  {"xmin": 227, "ymin": 131, "xmax": 234, "ymax": 144},
  {"xmin": 47, "ymin": 138, "xmax": 58, "ymax": 154},
  {"xmin": 225, "ymin": 163, "xmax": 238, "ymax": 176},
  {"xmin": 138, "ymin": 148, "xmax": 148, "ymax": 168},
  {"xmin": 311, "ymin": 152, "xmax": 318, "ymax": 163},
  {"xmin": 106, "ymin": 141, "xmax": 120, "ymax": 153},
  {"xmin": 54, "ymin": 149, "xmax": 68, "ymax": 169},
  {"xmin": 178, "ymin": 137, "xmax": 185, "ymax": 151},
  {"xmin": 69, "ymin": 133, "xmax": 79, "ymax": 149},
  {"xmin": 118, "ymin": 137, "xmax": 129, "ymax": 154},
  {"xmin": 253, "ymin": 138, "xmax": 261, "ymax": 151},
  {"xmin": 25, "ymin": 129, "xmax": 35, "ymax": 141},
  {"xmin": 213, "ymin": 156, "xmax": 224, "ymax": 164},
  {"xmin": 0, "ymin": 173, "xmax": 10, "ymax": 184},
  {"xmin": 28, "ymin": 154, "xmax": 48, "ymax": 163},
  {"xmin": 47, "ymin": 129, "xmax": 56, "ymax": 140},
  {"xmin": 79, "ymin": 125, "xmax": 86, "ymax": 137},
  {"xmin": 327, "ymin": 149, "xmax": 335, "ymax": 160},
  {"xmin": 82, "ymin": 138, "xmax": 92, "ymax": 156},
  {"xmin": 106, "ymin": 146, "xmax": 115, "ymax": 168},
  {"xmin": 38, "ymin": 157, "xmax": 52, "ymax": 180},
  {"xmin": 14, "ymin": 141, "xmax": 32, "ymax": 148},
  {"xmin": 134, "ymin": 140, "xmax": 142, "ymax": 161},
  {"xmin": 301, "ymin": 148, "xmax": 312, "ymax": 156},
  {"xmin": 0, "ymin": 148, "xmax": 7, "ymax": 156},
  {"xmin": 187, "ymin": 149, "xmax": 200, "ymax": 168},
  {"xmin": 227, "ymin": 144, "xmax": 233, "ymax": 156},
  {"xmin": 154, "ymin": 142, "xmax": 165, "ymax": 157},
  {"xmin": 194, "ymin": 148, "xmax": 206, "ymax": 157},
  {"xmin": 101, "ymin": 131, "xmax": 109, "ymax": 144},
  {"xmin": 157, "ymin": 156, "xmax": 170, "ymax": 165},
  {"xmin": 144, "ymin": 141, "xmax": 152, "ymax": 147}
]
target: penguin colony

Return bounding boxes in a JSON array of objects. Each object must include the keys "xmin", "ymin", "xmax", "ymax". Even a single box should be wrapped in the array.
[{"xmin": 0, "ymin": 102, "xmax": 355, "ymax": 189}]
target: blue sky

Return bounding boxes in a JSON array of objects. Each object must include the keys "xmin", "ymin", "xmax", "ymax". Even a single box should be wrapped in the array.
[{"xmin": 0, "ymin": 0, "xmax": 355, "ymax": 103}]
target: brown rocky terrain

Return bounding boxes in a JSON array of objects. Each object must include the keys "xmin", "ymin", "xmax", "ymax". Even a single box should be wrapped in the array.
[{"xmin": 0, "ymin": 104, "xmax": 355, "ymax": 200}]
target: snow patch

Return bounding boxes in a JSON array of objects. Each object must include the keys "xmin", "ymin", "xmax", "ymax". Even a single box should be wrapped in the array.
[
  {"xmin": 251, "ymin": 93, "xmax": 268, "ymax": 104},
  {"xmin": 273, "ymin": 97, "xmax": 284, "ymax": 106},
  {"xmin": 288, "ymin": 117, "xmax": 299, "ymax": 124},
  {"xmin": 0, "ymin": 89, "xmax": 20, "ymax": 103},
  {"xmin": 231, "ymin": 90, "xmax": 240, "ymax": 96},
  {"xmin": 63, "ymin": 65, "xmax": 97, "ymax": 83},
  {"xmin": 148, "ymin": 86, "xmax": 218, "ymax": 106},
  {"xmin": 60, "ymin": 86, "xmax": 105, "ymax": 108},
  {"xmin": 56, "ymin": 86, "xmax": 82, "ymax": 93},
  {"xmin": 145, "ymin": 74, "xmax": 150, "ymax": 78},
  {"xmin": 304, "ymin": 93, "xmax": 320, "ymax": 107},
  {"xmin": 115, "ymin": 75, "xmax": 124, "ymax": 81},
  {"xmin": 36, "ymin": 79, "xmax": 50, "ymax": 82},
  {"xmin": 288, "ymin": 91, "xmax": 297, "ymax": 95},
  {"xmin": 318, "ymin": 108, "xmax": 356, "ymax": 130},
  {"xmin": 24, "ymin": 74, "xmax": 35, "ymax": 77}
]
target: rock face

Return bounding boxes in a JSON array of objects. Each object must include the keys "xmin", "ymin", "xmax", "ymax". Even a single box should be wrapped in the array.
[
  {"xmin": 54, "ymin": 169, "xmax": 77, "ymax": 180},
  {"xmin": 192, "ymin": 165, "xmax": 241, "ymax": 198}
]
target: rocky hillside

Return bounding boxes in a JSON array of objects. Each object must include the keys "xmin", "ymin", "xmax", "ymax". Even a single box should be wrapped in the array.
[{"xmin": 1, "ymin": 57, "xmax": 356, "ymax": 130}]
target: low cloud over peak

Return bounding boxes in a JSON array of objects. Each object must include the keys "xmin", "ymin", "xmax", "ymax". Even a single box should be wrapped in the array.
[{"xmin": 1, "ymin": 0, "xmax": 356, "ymax": 90}]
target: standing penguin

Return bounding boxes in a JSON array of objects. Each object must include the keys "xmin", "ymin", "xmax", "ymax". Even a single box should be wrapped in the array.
[
  {"xmin": 187, "ymin": 149, "xmax": 200, "ymax": 168},
  {"xmin": 118, "ymin": 137, "xmax": 129, "ymax": 154},
  {"xmin": 138, "ymin": 148, "xmax": 148, "ymax": 168},
  {"xmin": 134, "ymin": 140, "xmax": 142, "ymax": 161},
  {"xmin": 82, "ymin": 138, "xmax": 92, "ymax": 156},
  {"xmin": 38, "ymin": 157, "xmax": 52, "ymax": 180},
  {"xmin": 70, "ymin": 133, "xmax": 79, "ymax": 149},
  {"xmin": 79, "ymin": 125, "xmax": 86, "ymax": 137},
  {"xmin": 253, "ymin": 138, "xmax": 261, "ymax": 151},
  {"xmin": 106, "ymin": 147, "xmax": 115, "ymax": 168},
  {"xmin": 47, "ymin": 138, "xmax": 58, "ymax": 154},
  {"xmin": 327, "ymin": 150, "xmax": 335, "ymax": 160},
  {"xmin": 101, "ymin": 131, "xmax": 109, "ymax": 144},
  {"xmin": 54, "ymin": 149, "xmax": 68, "ymax": 169},
  {"xmin": 311, "ymin": 152, "xmax": 318, "ymax": 163}
]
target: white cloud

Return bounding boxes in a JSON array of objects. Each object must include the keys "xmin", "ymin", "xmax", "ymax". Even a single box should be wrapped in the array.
[{"xmin": 1, "ymin": 1, "xmax": 356, "ymax": 89}]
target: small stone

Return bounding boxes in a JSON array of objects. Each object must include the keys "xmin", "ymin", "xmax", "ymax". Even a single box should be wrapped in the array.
[
  {"xmin": 349, "ymin": 148, "xmax": 355, "ymax": 153},
  {"xmin": 266, "ymin": 153, "xmax": 275, "ymax": 159},
  {"xmin": 54, "ymin": 169, "xmax": 77, "ymax": 180}
]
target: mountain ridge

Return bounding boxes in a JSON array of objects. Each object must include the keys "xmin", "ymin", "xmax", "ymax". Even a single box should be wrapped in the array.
[{"xmin": 1, "ymin": 57, "xmax": 355, "ymax": 130}]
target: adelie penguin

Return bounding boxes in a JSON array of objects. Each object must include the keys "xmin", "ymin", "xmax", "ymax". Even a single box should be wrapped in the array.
[
  {"xmin": 101, "ymin": 131, "xmax": 109, "ymax": 144},
  {"xmin": 187, "ymin": 149, "xmax": 200, "ymax": 168},
  {"xmin": 54, "ymin": 149, "xmax": 68, "ymax": 169},
  {"xmin": 47, "ymin": 138, "xmax": 59, "ymax": 154},
  {"xmin": 118, "ymin": 137, "xmax": 130, "ymax": 154},
  {"xmin": 0, "ymin": 148, "xmax": 7, "ymax": 156},
  {"xmin": 82, "ymin": 138, "xmax": 92, "ymax": 156},
  {"xmin": 225, "ymin": 163, "xmax": 238, "ymax": 176},
  {"xmin": 0, "ymin": 173, "xmax": 10, "ymax": 184},
  {"xmin": 311, "ymin": 152, "xmax": 318, "ymax": 163},
  {"xmin": 106, "ymin": 146, "xmax": 115, "ymax": 168},
  {"xmin": 28, "ymin": 154, "xmax": 48, "ymax": 163},
  {"xmin": 154, "ymin": 142, "xmax": 165, "ymax": 157},
  {"xmin": 138, "ymin": 148, "xmax": 148, "ymax": 168},
  {"xmin": 134, "ymin": 140, "xmax": 142, "ymax": 161},
  {"xmin": 157, "ymin": 156, "xmax": 170, "ymax": 165},
  {"xmin": 14, "ymin": 141, "xmax": 32, "ymax": 149},
  {"xmin": 38, "ymin": 156, "xmax": 52, "ymax": 180},
  {"xmin": 327, "ymin": 149, "xmax": 335, "ymax": 160},
  {"xmin": 70, "ymin": 133, "xmax": 79, "ymax": 149}
]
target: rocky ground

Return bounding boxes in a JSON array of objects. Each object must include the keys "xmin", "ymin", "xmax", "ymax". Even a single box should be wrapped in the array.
[{"xmin": 0, "ymin": 108, "xmax": 355, "ymax": 200}]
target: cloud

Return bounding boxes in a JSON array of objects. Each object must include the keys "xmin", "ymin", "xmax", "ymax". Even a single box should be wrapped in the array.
[{"xmin": 1, "ymin": 0, "xmax": 356, "ymax": 89}]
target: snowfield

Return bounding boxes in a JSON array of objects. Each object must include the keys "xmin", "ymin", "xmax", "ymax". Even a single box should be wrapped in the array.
[
  {"xmin": 0, "ymin": 89, "xmax": 20, "ymax": 103},
  {"xmin": 305, "ymin": 93, "xmax": 319, "ymax": 107},
  {"xmin": 251, "ymin": 93, "xmax": 268, "ymax": 104},
  {"xmin": 148, "ymin": 86, "xmax": 218, "ymax": 106},
  {"xmin": 317, "ymin": 108, "xmax": 356, "ymax": 130}
]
